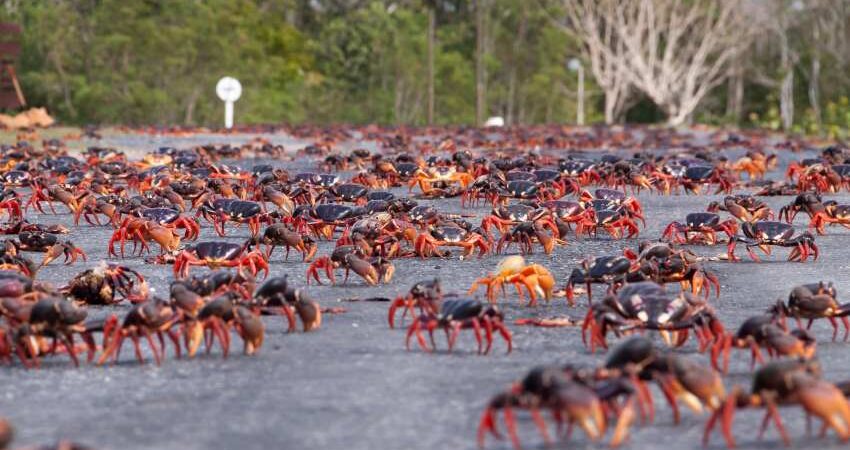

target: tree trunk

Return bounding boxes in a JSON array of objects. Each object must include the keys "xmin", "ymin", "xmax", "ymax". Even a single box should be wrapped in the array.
[
  {"xmin": 394, "ymin": 76, "xmax": 404, "ymax": 124},
  {"xmin": 49, "ymin": 51, "xmax": 78, "ymax": 119},
  {"xmin": 809, "ymin": 48, "xmax": 822, "ymax": 130},
  {"xmin": 725, "ymin": 67, "xmax": 744, "ymax": 121},
  {"xmin": 667, "ymin": 109, "xmax": 688, "ymax": 127},
  {"xmin": 779, "ymin": 27, "xmax": 794, "ymax": 131},
  {"xmin": 475, "ymin": 0, "xmax": 487, "ymax": 125},
  {"xmin": 780, "ymin": 69, "xmax": 794, "ymax": 131},
  {"xmin": 184, "ymin": 87, "xmax": 201, "ymax": 125},
  {"xmin": 506, "ymin": 3, "xmax": 527, "ymax": 126},
  {"xmin": 427, "ymin": 5, "xmax": 436, "ymax": 125},
  {"xmin": 604, "ymin": 96, "xmax": 616, "ymax": 125}
]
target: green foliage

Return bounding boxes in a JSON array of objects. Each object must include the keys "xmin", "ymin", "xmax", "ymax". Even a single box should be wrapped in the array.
[
  {"xmin": 0, "ymin": 0, "xmax": 596, "ymax": 126},
  {"xmin": 4, "ymin": 0, "xmax": 850, "ymax": 131},
  {"xmin": 4, "ymin": 0, "xmax": 314, "ymax": 125}
]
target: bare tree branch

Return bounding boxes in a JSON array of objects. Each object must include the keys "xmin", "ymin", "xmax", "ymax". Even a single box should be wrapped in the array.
[{"xmin": 562, "ymin": 0, "xmax": 753, "ymax": 125}]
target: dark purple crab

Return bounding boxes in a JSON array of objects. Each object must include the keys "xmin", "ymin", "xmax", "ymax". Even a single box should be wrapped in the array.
[
  {"xmin": 137, "ymin": 207, "xmax": 200, "ymax": 240},
  {"xmin": 582, "ymin": 281, "xmax": 725, "ymax": 353},
  {"xmin": 366, "ymin": 190, "xmax": 395, "ymax": 202},
  {"xmin": 495, "ymin": 220, "xmax": 558, "ymax": 255},
  {"xmin": 306, "ymin": 245, "xmax": 395, "ymax": 286},
  {"xmin": 315, "ymin": 173, "xmax": 342, "ymax": 188},
  {"xmin": 406, "ymin": 204, "xmax": 441, "ymax": 226},
  {"xmin": 296, "ymin": 203, "xmax": 363, "ymax": 239},
  {"xmin": 323, "ymin": 183, "xmax": 370, "ymax": 205},
  {"xmin": 830, "ymin": 163, "xmax": 850, "ymax": 190},
  {"xmin": 533, "ymin": 168, "xmax": 580, "ymax": 197},
  {"xmin": 538, "ymin": 200, "xmax": 595, "ymax": 237},
  {"xmin": 661, "ymin": 212, "xmax": 738, "ymax": 245},
  {"xmin": 388, "ymin": 278, "xmax": 443, "ymax": 329},
  {"xmin": 0, "ymin": 270, "xmax": 34, "ymax": 298},
  {"xmin": 197, "ymin": 198, "xmax": 268, "ymax": 237},
  {"xmin": 415, "ymin": 224, "xmax": 490, "ymax": 258},
  {"xmin": 480, "ymin": 203, "xmax": 547, "ymax": 239},
  {"xmin": 505, "ymin": 171, "xmax": 536, "ymax": 182},
  {"xmin": 405, "ymin": 297, "xmax": 512, "ymax": 355},
  {"xmin": 293, "ymin": 172, "xmax": 323, "ymax": 185},
  {"xmin": 559, "ymin": 158, "xmax": 601, "ymax": 184},
  {"xmin": 173, "ymin": 241, "xmax": 269, "ymax": 279},
  {"xmin": 251, "ymin": 276, "xmax": 322, "ymax": 332},
  {"xmin": 10, "ymin": 230, "xmax": 87, "ymax": 268},
  {"xmin": 565, "ymin": 255, "xmax": 635, "ymax": 305},
  {"xmin": 766, "ymin": 281, "xmax": 850, "ymax": 341},
  {"xmin": 17, "ymin": 297, "xmax": 99, "ymax": 368},
  {"xmin": 488, "ymin": 180, "xmax": 540, "ymax": 206},
  {"xmin": 0, "ymin": 170, "xmax": 32, "ymax": 187},
  {"xmin": 679, "ymin": 165, "xmax": 734, "ymax": 194},
  {"xmin": 727, "ymin": 221, "xmax": 819, "ymax": 262},
  {"xmin": 778, "ymin": 192, "xmax": 824, "ymax": 223},
  {"xmin": 581, "ymin": 188, "xmax": 644, "ymax": 220}
]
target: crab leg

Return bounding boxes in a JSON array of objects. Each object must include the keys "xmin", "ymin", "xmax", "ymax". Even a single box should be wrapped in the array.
[
  {"xmin": 56, "ymin": 334, "xmax": 79, "ymax": 367},
  {"xmin": 130, "ymin": 334, "xmax": 145, "ymax": 364},
  {"xmin": 529, "ymin": 408, "xmax": 552, "ymax": 445},
  {"xmin": 165, "ymin": 329, "xmax": 182, "ymax": 359},
  {"xmin": 144, "ymin": 330, "xmax": 161, "ymax": 366},
  {"xmin": 471, "ymin": 318, "xmax": 483, "ymax": 354},
  {"xmin": 657, "ymin": 377, "xmax": 682, "ymax": 424},
  {"xmin": 493, "ymin": 321, "xmax": 513, "ymax": 354},
  {"xmin": 502, "ymin": 407, "xmax": 522, "ymax": 450},
  {"xmin": 405, "ymin": 319, "xmax": 430, "ymax": 352},
  {"xmin": 482, "ymin": 317, "xmax": 494, "ymax": 355},
  {"xmin": 766, "ymin": 398, "xmax": 792, "ymax": 445},
  {"xmin": 447, "ymin": 322, "xmax": 463, "ymax": 352}
]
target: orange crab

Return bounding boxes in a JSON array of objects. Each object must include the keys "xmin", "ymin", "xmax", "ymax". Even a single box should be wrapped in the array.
[
  {"xmin": 730, "ymin": 151, "xmax": 776, "ymax": 181},
  {"xmin": 408, "ymin": 166, "xmax": 473, "ymax": 195},
  {"xmin": 468, "ymin": 256, "xmax": 555, "ymax": 306}
]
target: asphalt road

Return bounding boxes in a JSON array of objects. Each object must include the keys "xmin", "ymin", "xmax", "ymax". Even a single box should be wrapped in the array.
[{"xmin": 2, "ymin": 131, "xmax": 849, "ymax": 450}]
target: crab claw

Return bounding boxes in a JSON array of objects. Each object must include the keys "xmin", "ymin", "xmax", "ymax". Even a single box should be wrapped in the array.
[
  {"xmin": 185, "ymin": 320, "xmax": 204, "ymax": 357},
  {"xmin": 388, "ymin": 296, "xmax": 413, "ymax": 329},
  {"xmin": 234, "ymin": 307, "xmax": 265, "ymax": 355},
  {"xmin": 797, "ymin": 378, "xmax": 850, "ymax": 442},
  {"xmin": 38, "ymin": 245, "xmax": 63, "ymax": 269},
  {"xmin": 346, "ymin": 254, "xmax": 380, "ymax": 286},
  {"xmin": 293, "ymin": 299, "xmax": 322, "ymax": 332},
  {"xmin": 610, "ymin": 396, "xmax": 636, "ymax": 447}
]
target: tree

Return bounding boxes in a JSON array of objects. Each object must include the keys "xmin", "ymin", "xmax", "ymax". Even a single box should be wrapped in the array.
[
  {"xmin": 797, "ymin": 0, "xmax": 850, "ymax": 131},
  {"xmin": 564, "ymin": 0, "xmax": 751, "ymax": 126},
  {"xmin": 1, "ymin": 0, "xmax": 591, "ymax": 126},
  {"xmin": 474, "ymin": 0, "xmax": 488, "ymax": 125},
  {"xmin": 562, "ymin": 0, "xmax": 633, "ymax": 124},
  {"xmin": 426, "ymin": 0, "xmax": 436, "ymax": 125}
]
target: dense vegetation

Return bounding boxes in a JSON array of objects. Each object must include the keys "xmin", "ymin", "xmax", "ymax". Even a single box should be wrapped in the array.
[{"xmin": 1, "ymin": 0, "xmax": 849, "ymax": 136}]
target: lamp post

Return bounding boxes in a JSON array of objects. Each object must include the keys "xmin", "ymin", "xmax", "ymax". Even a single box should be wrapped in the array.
[{"xmin": 568, "ymin": 58, "xmax": 584, "ymax": 126}]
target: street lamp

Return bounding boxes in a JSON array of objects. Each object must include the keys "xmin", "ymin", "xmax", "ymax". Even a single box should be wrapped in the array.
[{"xmin": 568, "ymin": 58, "xmax": 585, "ymax": 126}]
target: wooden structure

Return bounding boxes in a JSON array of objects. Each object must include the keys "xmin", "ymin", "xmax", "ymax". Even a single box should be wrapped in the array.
[{"xmin": 0, "ymin": 23, "xmax": 26, "ymax": 110}]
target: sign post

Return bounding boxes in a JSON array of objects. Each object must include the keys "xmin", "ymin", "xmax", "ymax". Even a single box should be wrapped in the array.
[
  {"xmin": 215, "ymin": 77, "xmax": 242, "ymax": 129},
  {"xmin": 567, "ymin": 58, "xmax": 584, "ymax": 126}
]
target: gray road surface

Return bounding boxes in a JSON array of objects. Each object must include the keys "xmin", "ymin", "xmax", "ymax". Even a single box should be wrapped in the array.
[{"xmin": 1, "ymin": 132, "xmax": 847, "ymax": 450}]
